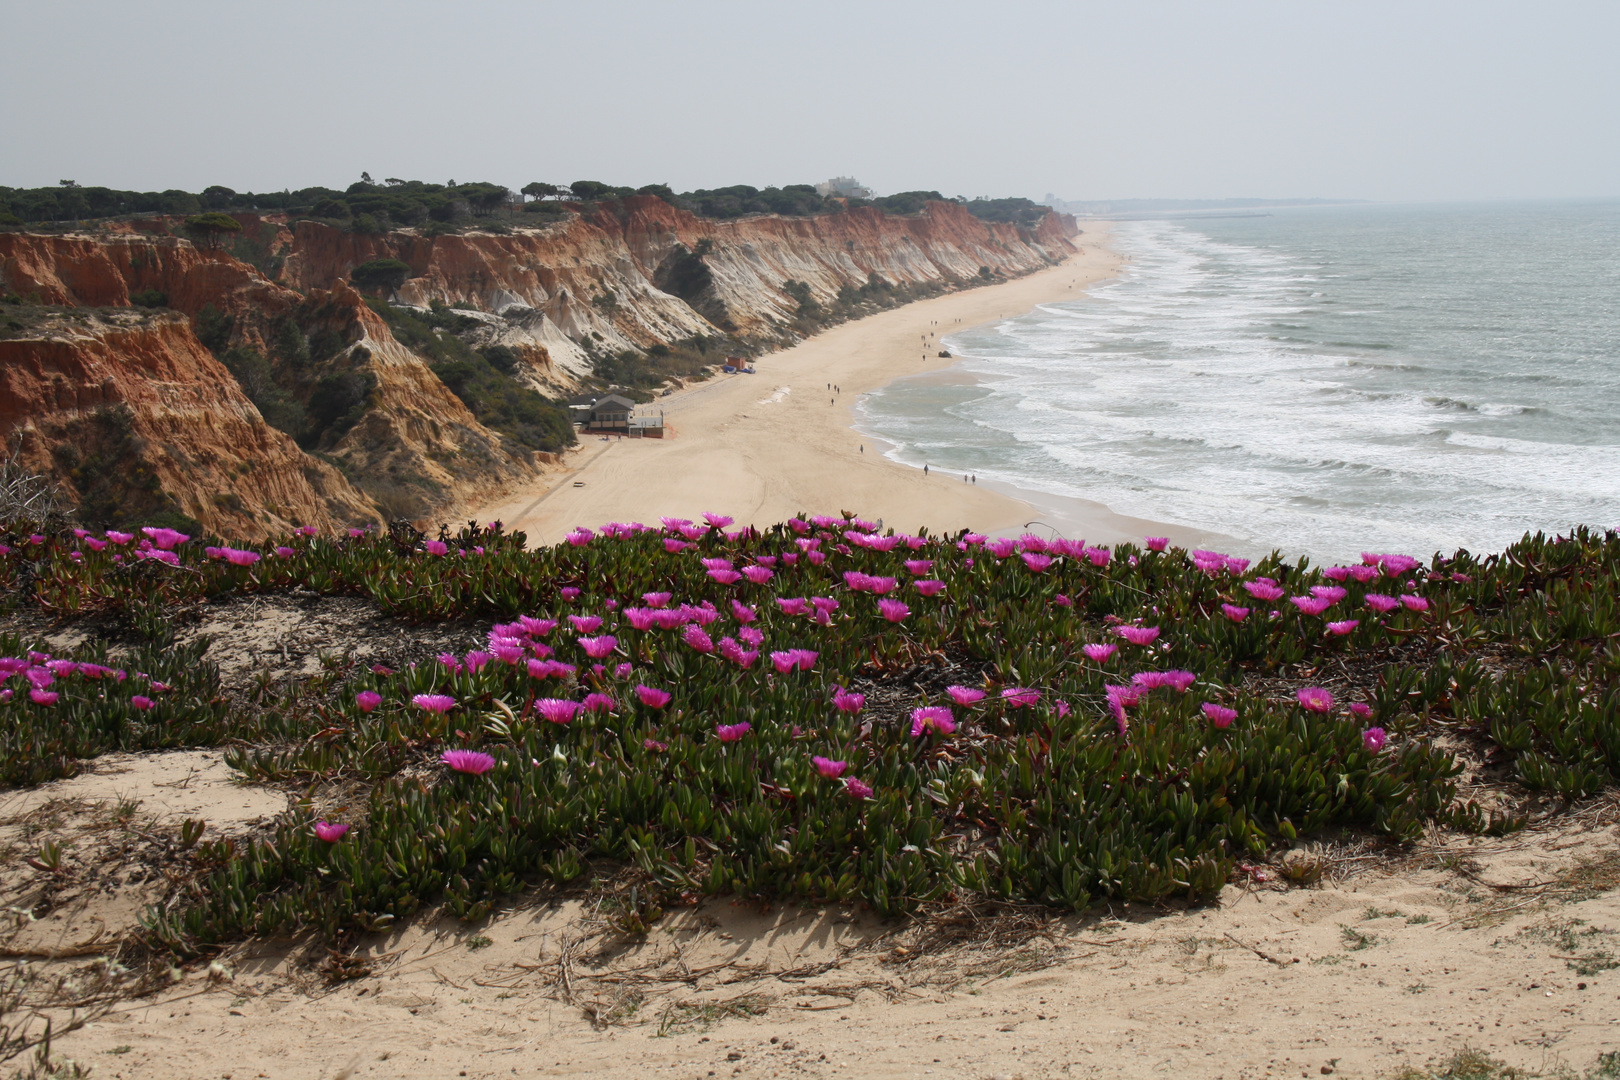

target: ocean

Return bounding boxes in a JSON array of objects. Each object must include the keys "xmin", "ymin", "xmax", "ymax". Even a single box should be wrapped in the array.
[{"xmin": 858, "ymin": 201, "xmax": 1620, "ymax": 563}]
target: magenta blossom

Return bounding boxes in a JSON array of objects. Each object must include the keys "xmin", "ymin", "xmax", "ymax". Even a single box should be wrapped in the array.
[
  {"xmin": 559, "ymin": 587, "xmax": 581, "ymax": 601},
  {"xmin": 1002, "ymin": 687, "xmax": 1041, "ymax": 707},
  {"xmin": 714, "ymin": 721, "xmax": 751, "ymax": 742},
  {"xmin": 130, "ymin": 695, "xmax": 155, "ymax": 711},
  {"xmin": 1297, "ymin": 687, "xmax": 1334, "ymax": 713},
  {"xmin": 1116, "ymin": 626, "xmax": 1161, "ymax": 646},
  {"xmin": 769, "ymin": 649, "xmax": 818, "ymax": 673},
  {"xmin": 314, "ymin": 821, "xmax": 350, "ymax": 843},
  {"xmin": 141, "ymin": 526, "xmax": 190, "ymax": 550},
  {"xmin": 105, "ymin": 530, "xmax": 134, "ymax": 545},
  {"xmin": 914, "ymin": 580, "xmax": 947, "ymax": 597},
  {"xmin": 1290, "ymin": 595, "xmax": 1335, "ymax": 616},
  {"xmin": 642, "ymin": 591, "xmax": 673, "ymax": 608},
  {"xmin": 1365, "ymin": 593, "xmax": 1400, "ymax": 614},
  {"xmin": 643, "ymin": 737, "xmax": 668, "ymax": 752},
  {"xmin": 1144, "ymin": 537, "xmax": 1169, "ymax": 551},
  {"xmin": 1400, "ymin": 594, "xmax": 1430, "ymax": 611},
  {"xmin": 535, "ymin": 698, "xmax": 582, "ymax": 725},
  {"xmin": 1310, "ymin": 585, "xmax": 1348, "ymax": 603},
  {"xmin": 423, "ymin": 540, "xmax": 448, "ymax": 556},
  {"xmin": 442, "ymin": 749, "xmax": 496, "ymax": 775},
  {"xmin": 636, "ymin": 685, "xmax": 672, "ymax": 708},
  {"xmin": 812, "ymin": 756, "xmax": 848, "ymax": 779},
  {"xmin": 1245, "ymin": 580, "xmax": 1285, "ymax": 602},
  {"xmin": 30, "ymin": 689, "xmax": 58, "ymax": 706},
  {"xmin": 731, "ymin": 600, "xmax": 757, "ymax": 623},
  {"xmin": 910, "ymin": 706, "xmax": 957, "ymax": 737},
  {"xmin": 682, "ymin": 625, "xmax": 715, "ymax": 653},
  {"xmin": 412, "ymin": 694, "xmax": 456, "ymax": 714},
  {"xmin": 356, "ymin": 691, "xmax": 382, "ymax": 713},
  {"xmin": 904, "ymin": 559, "xmax": 934, "ymax": 575},
  {"xmin": 1202, "ymin": 703, "xmax": 1237, "ymax": 729},
  {"xmin": 582, "ymin": 692, "xmax": 615, "ymax": 713},
  {"xmin": 569, "ymin": 615, "xmax": 603, "ymax": 634},
  {"xmin": 1081, "ymin": 643, "xmax": 1117, "ymax": 663},
  {"xmin": 742, "ymin": 565, "xmax": 774, "ymax": 584},
  {"xmin": 1222, "ymin": 603, "xmax": 1251, "ymax": 621},
  {"xmin": 845, "ymin": 777, "xmax": 874, "ymax": 800},
  {"xmin": 1362, "ymin": 727, "xmax": 1388, "ymax": 753},
  {"xmin": 703, "ymin": 513, "xmax": 734, "ymax": 528},
  {"xmin": 1326, "ymin": 619, "xmax": 1359, "ymax": 636},
  {"xmin": 832, "ymin": 687, "xmax": 866, "ymax": 713},
  {"xmin": 776, "ymin": 597, "xmax": 809, "ymax": 616},
  {"xmin": 877, "ymin": 598, "xmax": 910, "ymax": 622},
  {"xmin": 1021, "ymin": 553, "xmax": 1053, "ymax": 572},
  {"xmin": 946, "ymin": 685, "xmax": 986, "ymax": 706}
]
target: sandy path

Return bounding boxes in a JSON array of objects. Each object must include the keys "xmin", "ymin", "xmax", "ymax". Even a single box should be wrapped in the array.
[{"xmin": 476, "ymin": 232, "xmax": 1223, "ymax": 548}]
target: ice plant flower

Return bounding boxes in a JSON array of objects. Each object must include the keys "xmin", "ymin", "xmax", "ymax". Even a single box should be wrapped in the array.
[
  {"xmin": 1364, "ymin": 593, "xmax": 1400, "ymax": 613},
  {"xmin": 708, "ymin": 569, "xmax": 742, "ymax": 584},
  {"xmin": 423, "ymin": 540, "xmax": 449, "ymax": 556},
  {"xmin": 832, "ymin": 687, "xmax": 866, "ymax": 713},
  {"xmin": 412, "ymin": 694, "xmax": 456, "ymax": 714},
  {"xmin": 1116, "ymin": 625, "xmax": 1161, "ymax": 646},
  {"xmin": 441, "ymin": 749, "xmax": 496, "ymax": 775},
  {"xmin": 1297, "ymin": 687, "xmax": 1334, "ymax": 713},
  {"xmin": 1245, "ymin": 579, "xmax": 1285, "ymax": 602},
  {"xmin": 1310, "ymin": 585, "xmax": 1348, "ymax": 602},
  {"xmin": 1290, "ymin": 595, "xmax": 1334, "ymax": 616},
  {"xmin": 1326, "ymin": 619, "xmax": 1359, "ymax": 636},
  {"xmin": 946, "ymin": 685, "xmax": 986, "ymax": 706},
  {"xmin": 910, "ymin": 706, "xmax": 957, "ymax": 737},
  {"xmin": 1349, "ymin": 702, "xmax": 1372, "ymax": 719},
  {"xmin": 730, "ymin": 600, "xmax": 757, "ymax": 623},
  {"xmin": 141, "ymin": 526, "xmax": 190, "ymax": 550},
  {"xmin": 635, "ymin": 685, "xmax": 672, "ymax": 708},
  {"xmin": 776, "ymin": 597, "xmax": 809, "ymax": 616},
  {"xmin": 314, "ymin": 821, "xmax": 350, "ymax": 842},
  {"xmin": 845, "ymin": 777, "xmax": 873, "ymax": 800},
  {"xmin": 714, "ymin": 721, "xmax": 751, "ymax": 742},
  {"xmin": 30, "ymin": 689, "xmax": 58, "ymax": 705},
  {"xmin": 812, "ymin": 756, "xmax": 848, "ymax": 779},
  {"xmin": 1362, "ymin": 727, "xmax": 1388, "ymax": 752},
  {"xmin": 1202, "ymin": 703, "xmax": 1237, "ymax": 728},
  {"xmin": 1400, "ymin": 594, "xmax": 1430, "ymax": 611},
  {"xmin": 877, "ymin": 598, "xmax": 910, "ymax": 622},
  {"xmin": 560, "ymin": 587, "xmax": 581, "ymax": 601},
  {"xmin": 569, "ymin": 615, "xmax": 603, "ymax": 634},
  {"xmin": 1021, "ymin": 553, "xmax": 1053, "ymax": 572},
  {"xmin": 742, "ymin": 565, "xmax": 774, "ymax": 584},
  {"xmin": 356, "ymin": 691, "xmax": 382, "ymax": 713},
  {"xmin": 1001, "ymin": 687, "xmax": 1040, "ymax": 707},
  {"xmin": 1222, "ymin": 604, "xmax": 1251, "ymax": 622},
  {"xmin": 904, "ymin": 559, "xmax": 934, "ymax": 575},
  {"xmin": 1081, "ymin": 643, "xmax": 1117, "ymax": 663},
  {"xmin": 566, "ymin": 528, "xmax": 594, "ymax": 546},
  {"xmin": 703, "ymin": 513, "xmax": 734, "ymax": 528},
  {"xmin": 535, "ymin": 698, "xmax": 582, "ymax": 725},
  {"xmin": 682, "ymin": 625, "xmax": 715, "ymax": 653},
  {"xmin": 130, "ymin": 695, "xmax": 155, "ymax": 711},
  {"xmin": 914, "ymin": 580, "xmax": 947, "ymax": 597}
]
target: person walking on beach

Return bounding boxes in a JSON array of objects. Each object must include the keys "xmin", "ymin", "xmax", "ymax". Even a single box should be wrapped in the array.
[{"xmin": 923, "ymin": 464, "xmax": 929, "ymax": 475}]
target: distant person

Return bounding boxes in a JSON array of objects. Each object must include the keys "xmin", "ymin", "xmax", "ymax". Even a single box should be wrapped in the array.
[{"xmin": 923, "ymin": 464, "xmax": 929, "ymax": 475}]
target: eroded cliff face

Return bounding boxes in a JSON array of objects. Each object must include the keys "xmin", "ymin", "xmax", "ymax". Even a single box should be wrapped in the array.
[
  {"xmin": 0, "ymin": 310, "xmax": 375, "ymax": 538},
  {"xmin": 0, "ymin": 199, "xmax": 1076, "ymax": 531}
]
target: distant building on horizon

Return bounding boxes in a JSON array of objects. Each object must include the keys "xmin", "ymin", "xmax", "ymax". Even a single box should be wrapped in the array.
[{"xmin": 815, "ymin": 176, "xmax": 874, "ymax": 199}]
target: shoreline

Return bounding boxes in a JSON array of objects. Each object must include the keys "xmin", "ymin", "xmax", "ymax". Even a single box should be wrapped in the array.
[{"xmin": 475, "ymin": 228, "xmax": 1211, "ymax": 548}]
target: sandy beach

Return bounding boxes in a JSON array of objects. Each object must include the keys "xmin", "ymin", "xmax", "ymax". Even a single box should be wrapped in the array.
[{"xmin": 476, "ymin": 229, "xmax": 1232, "ymax": 550}]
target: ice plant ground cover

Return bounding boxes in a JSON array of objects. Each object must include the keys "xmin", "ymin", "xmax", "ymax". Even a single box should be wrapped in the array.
[{"xmin": 1, "ymin": 516, "xmax": 1618, "ymax": 956}]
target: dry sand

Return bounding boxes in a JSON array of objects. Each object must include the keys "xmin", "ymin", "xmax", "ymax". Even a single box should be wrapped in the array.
[
  {"xmin": 12, "ymin": 751, "xmax": 1620, "ymax": 1079},
  {"xmin": 476, "ymin": 231, "xmax": 1230, "ymax": 552}
]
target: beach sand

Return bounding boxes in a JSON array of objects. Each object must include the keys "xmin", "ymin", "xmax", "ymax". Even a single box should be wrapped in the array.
[{"xmin": 476, "ymin": 228, "xmax": 1232, "ymax": 551}]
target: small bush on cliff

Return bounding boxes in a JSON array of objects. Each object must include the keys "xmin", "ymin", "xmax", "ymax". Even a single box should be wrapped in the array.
[
  {"xmin": 182, "ymin": 212, "xmax": 244, "ymax": 249},
  {"xmin": 193, "ymin": 304, "xmax": 234, "ymax": 354},
  {"xmin": 221, "ymin": 347, "xmax": 308, "ymax": 439},
  {"xmin": 304, "ymin": 369, "xmax": 376, "ymax": 447},
  {"xmin": 350, "ymin": 259, "xmax": 412, "ymax": 298},
  {"xmin": 129, "ymin": 289, "xmax": 167, "ymax": 309}
]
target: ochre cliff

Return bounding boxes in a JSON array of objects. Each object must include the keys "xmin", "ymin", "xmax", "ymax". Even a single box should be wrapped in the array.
[
  {"xmin": 0, "ymin": 310, "xmax": 375, "ymax": 538},
  {"xmin": 0, "ymin": 198, "xmax": 1076, "ymax": 531}
]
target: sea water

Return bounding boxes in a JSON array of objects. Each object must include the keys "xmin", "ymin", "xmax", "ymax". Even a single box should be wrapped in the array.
[{"xmin": 858, "ymin": 201, "xmax": 1620, "ymax": 563}]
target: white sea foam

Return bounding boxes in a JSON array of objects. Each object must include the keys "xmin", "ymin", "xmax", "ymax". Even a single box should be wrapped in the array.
[{"xmin": 859, "ymin": 202, "xmax": 1620, "ymax": 562}]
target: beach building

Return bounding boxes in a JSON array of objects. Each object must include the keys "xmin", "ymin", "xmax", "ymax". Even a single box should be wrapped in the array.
[
  {"xmin": 814, "ymin": 177, "xmax": 873, "ymax": 199},
  {"xmin": 583, "ymin": 394, "xmax": 636, "ymax": 434}
]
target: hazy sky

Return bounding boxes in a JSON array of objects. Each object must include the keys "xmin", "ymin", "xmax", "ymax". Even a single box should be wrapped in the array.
[{"xmin": 4, "ymin": 0, "xmax": 1616, "ymax": 202}]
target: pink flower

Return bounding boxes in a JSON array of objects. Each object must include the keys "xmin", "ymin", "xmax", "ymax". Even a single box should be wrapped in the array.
[
  {"xmin": 1400, "ymin": 594, "xmax": 1429, "ymax": 611},
  {"xmin": 1349, "ymin": 702, "xmax": 1372, "ymax": 719},
  {"xmin": 130, "ymin": 695, "xmax": 155, "ymax": 710},
  {"xmin": 105, "ymin": 530, "xmax": 133, "ymax": 545},
  {"xmin": 83, "ymin": 536, "xmax": 108, "ymax": 551},
  {"xmin": 141, "ymin": 526, "xmax": 190, "ymax": 550},
  {"xmin": 643, "ymin": 737, "xmax": 668, "ymax": 752},
  {"xmin": 1364, "ymin": 593, "xmax": 1399, "ymax": 614},
  {"xmin": 1081, "ymin": 643, "xmax": 1117, "ymax": 663},
  {"xmin": 1310, "ymin": 585, "xmax": 1348, "ymax": 603},
  {"xmin": 566, "ymin": 528, "xmax": 594, "ymax": 546},
  {"xmin": 1297, "ymin": 687, "xmax": 1334, "ymax": 713},
  {"xmin": 708, "ymin": 569, "xmax": 742, "ymax": 584},
  {"xmin": 731, "ymin": 600, "xmax": 757, "ymax": 623},
  {"xmin": 1001, "ymin": 687, "xmax": 1041, "ymax": 708},
  {"xmin": 812, "ymin": 756, "xmax": 848, "ymax": 778},
  {"xmin": 946, "ymin": 685, "xmax": 986, "ymax": 706},
  {"xmin": 582, "ymin": 692, "xmax": 615, "ymax": 713},
  {"xmin": 738, "ymin": 626, "xmax": 764, "ymax": 647},
  {"xmin": 314, "ymin": 821, "xmax": 350, "ymax": 843},
  {"xmin": 833, "ymin": 688, "xmax": 866, "ymax": 713},
  {"xmin": 1222, "ymin": 604, "xmax": 1251, "ymax": 622},
  {"xmin": 423, "ymin": 540, "xmax": 448, "ymax": 556},
  {"xmin": 845, "ymin": 777, "xmax": 873, "ymax": 800},
  {"xmin": 664, "ymin": 538, "xmax": 692, "ymax": 553},
  {"xmin": 535, "ymin": 698, "xmax": 581, "ymax": 725},
  {"xmin": 703, "ymin": 513, "xmax": 734, "ymax": 528},
  {"xmin": 1116, "ymin": 626, "xmax": 1161, "ymax": 646},
  {"xmin": 356, "ymin": 691, "xmax": 382, "ymax": 713},
  {"xmin": 1202, "ymin": 703, "xmax": 1237, "ymax": 729},
  {"xmin": 520, "ymin": 616, "xmax": 557, "ymax": 636},
  {"xmin": 639, "ymin": 591, "xmax": 672, "ymax": 609},
  {"xmin": 914, "ymin": 580, "xmax": 947, "ymax": 597},
  {"xmin": 904, "ymin": 559, "xmax": 934, "ymax": 575},
  {"xmin": 1245, "ymin": 580, "xmax": 1285, "ymax": 602},
  {"xmin": 1021, "ymin": 553, "xmax": 1053, "ymax": 572},
  {"xmin": 910, "ymin": 706, "xmax": 957, "ymax": 737},
  {"xmin": 714, "ymin": 721, "xmax": 751, "ymax": 742},
  {"xmin": 1362, "ymin": 727, "xmax": 1387, "ymax": 753},
  {"xmin": 569, "ymin": 615, "xmax": 603, "ymax": 634},
  {"xmin": 31, "ymin": 689, "xmax": 59, "ymax": 706},
  {"xmin": 1053, "ymin": 593, "xmax": 1073, "ymax": 607},
  {"xmin": 463, "ymin": 650, "xmax": 492, "ymax": 671},
  {"xmin": 636, "ymin": 685, "xmax": 672, "ymax": 708},
  {"xmin": 1085, "ymin": 546, "xmax": 1112, "ymax": 567},
  {"xmin": 877, "ymin": 598, "xmax": 910, "ymax": 622},
  {"xmin": 442, "ymin": 749, "xmax": 496, "ymax": 775},
  {"xmin": 682, "ymin": 625, "xmax": 715, "ymax": 653},
  {"xmin": 412, "ymin": 694, "xmax": 456, "ymax": 714},
  {"xmin": 1326, "ymin": 620, "xmax": 1359, "ymax": 636},
  {"xmin": 275, "ymin": 546, "xmax": 295, "ymax": 558},
  {"xmin": 348, "ymin": 528, "xmax": 367, "ymax": 538},
  {"xmin": 742, "ymin": 565, "xmax": 774, "ymax": 584},
  {"xmin": 1290, "ymin": 595, "xmax": 1334, "ymax": 616},
  {"xmin": 560, "ymin": 587, "xmax": 581, "ymax": 601},
  {"xmin": 770, "ymin": 649, "xmax": 818, "ymax": 673},
  {"xmin": 579, "ymin": 634, "xmax": 617, "ymax": 658},
  {"xmin": 776, "ymin": 597, "xmax": 809, "ymax": 616},
  {"xmin": 1144, "ymin": 537, "xmax": 1169, "ymax": 552}
]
